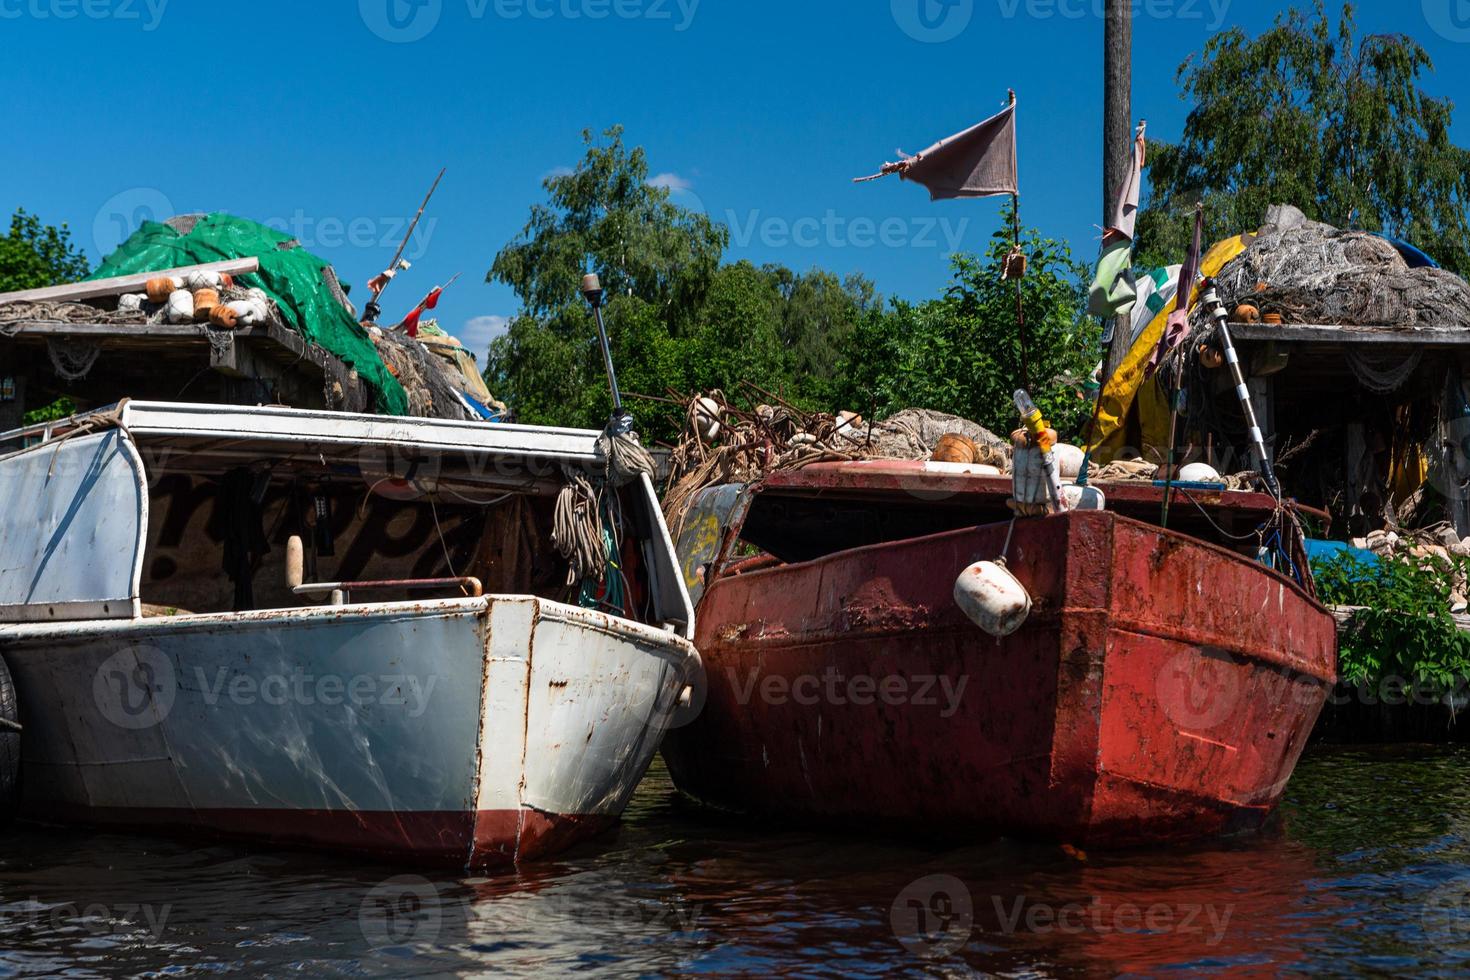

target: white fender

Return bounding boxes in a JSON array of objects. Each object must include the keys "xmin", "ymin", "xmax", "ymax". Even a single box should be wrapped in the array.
[{"xmin": 954, "ymin": 560, "xmax": 1032, "ymax": 638}]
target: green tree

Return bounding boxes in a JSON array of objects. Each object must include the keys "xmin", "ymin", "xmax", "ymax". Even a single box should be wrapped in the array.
[
  {"xmin": 1137, "ymin": 1, "xmax": 1470, "ymax": 276},
  {"xmin": 486, "ymin": 129, "xmax": 881, "ymax": 438},
  {"xmin": 0, "ymin": 209, "xmax": 89, "ymax": 293},
  {"xmin": 0, "ymin": 210, "xmax": 89, "ymax": 423},
  {"xmin": 836, "ymin": 206, "xmax": 1098, "ymax": 439},
  {"xmin": 489, "ymin": 125, "xmax": 727, "ymax": 327}
]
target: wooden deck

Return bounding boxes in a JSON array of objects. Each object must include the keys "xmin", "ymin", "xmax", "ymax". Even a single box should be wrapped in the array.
[{"xmin": 0, "ymin": 318, "xmax": 371, "ymax": 419}]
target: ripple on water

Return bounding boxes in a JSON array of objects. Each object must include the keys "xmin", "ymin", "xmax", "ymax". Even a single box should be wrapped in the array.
[{"xmin": 2, "ymin": 747, "xmax": 1470, "ymax": 976}]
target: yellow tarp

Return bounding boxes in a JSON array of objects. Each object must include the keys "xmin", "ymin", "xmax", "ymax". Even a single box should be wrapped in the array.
[{"xmin": 1088, "ymin": 232, "xmax": 1257, "ymax": 461}]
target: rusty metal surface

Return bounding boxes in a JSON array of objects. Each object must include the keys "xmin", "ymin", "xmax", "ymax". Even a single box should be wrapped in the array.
[
  {"xmin": 662, "ymin": 510, "xmax": 1337, "ymax": 847},
  {"xmin": 759, "ymin": 459, "xmax": 1322, "ymax": 522}
]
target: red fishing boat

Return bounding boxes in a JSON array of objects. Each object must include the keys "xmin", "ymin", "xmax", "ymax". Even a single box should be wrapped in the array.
[{"xmin": 663, "ymin": 460, "xmax": 1337, "ymax": 847}]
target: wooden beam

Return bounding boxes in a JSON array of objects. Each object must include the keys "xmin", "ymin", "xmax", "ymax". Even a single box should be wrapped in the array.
[
  {"xmin": 1, "ymin": 320, "xmax": 209, "ymax": 339},
  {"xmin": 0, "ymin": 258, "xmax": 260, "ymax": 306},
  {"xmin": 1231, "ymin": 323, "xmax": 1470, "ymax": 346}
]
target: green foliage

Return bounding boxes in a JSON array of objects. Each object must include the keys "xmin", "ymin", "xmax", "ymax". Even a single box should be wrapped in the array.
[
  {"xmin": 490, "ymin": 125, "xmax": 727, "ymax": 329},
  {"xmin": 485, "ymin": 130, "xmax": 1094, "ymax": 442},
  {"xmin": 833, "ymin": 207, "xmax": 1099, "ymax": 439},
  {"xmin": 21, "ymin": 397, "xmax": 77, "ymax": 426},
  {"xmin": 1137, "ymin": 1, "xmax": 1470, "ymax": 277},
  {"xmin": 0, "ymin": 208, "xmax": 89, "ymax": 293},
  {"xmin": 1, "ymin": 210, "xmax": 89, "ymax": 425},
  {"xmin": 1313, "ymin": 551, "xmax": 1470, "ymax": 696}
]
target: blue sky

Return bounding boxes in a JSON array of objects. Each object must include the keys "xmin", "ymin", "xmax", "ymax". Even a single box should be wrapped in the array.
[{"xmin": 4, "ymin": 1, "xmax": 1469, "ymax": 359}]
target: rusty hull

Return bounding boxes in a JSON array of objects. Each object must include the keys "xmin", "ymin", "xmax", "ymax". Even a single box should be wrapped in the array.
[{"xmin": 662, "ymin": 509, "xmax": 1337, "ymax": 847}]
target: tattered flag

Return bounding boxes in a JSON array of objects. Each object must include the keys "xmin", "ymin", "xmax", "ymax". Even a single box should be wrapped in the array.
[
  {"xmin": 854, "ymin": 102, "xmax": 1018, "ymax": 201},
  {"xmin": 1087, "ymin": 121, "xmax": 1148, "ymax": 320}
]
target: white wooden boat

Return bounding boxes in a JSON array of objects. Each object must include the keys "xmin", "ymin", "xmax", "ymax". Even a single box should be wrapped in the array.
[{"xmin": 0, "ymin": 402, "xmax": 699, "ymax": 868}]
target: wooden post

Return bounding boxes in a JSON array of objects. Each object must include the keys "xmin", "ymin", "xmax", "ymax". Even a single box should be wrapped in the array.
[{"xmin": 1102, "ymin": 0, "xmax": 1133, "ymax": 380}]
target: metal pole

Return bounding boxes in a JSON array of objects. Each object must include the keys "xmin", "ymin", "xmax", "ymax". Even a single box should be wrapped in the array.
[
  {"xmin": 1204, "ymin": 281, "xmax": 1280, "ymax": 497},
  {"xmin": 582, "ymin": 274, "xmax": 627, "ymax": 421},
  {"xmin": 1102, "ymin": 0, "xmax": 1133, "ymax": 380}
]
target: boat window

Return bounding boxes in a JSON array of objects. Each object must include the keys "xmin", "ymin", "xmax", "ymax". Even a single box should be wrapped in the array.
[
  {"xmin": 134, "ymin": 439, "xmax": 665, "ymax": 624},
  {"xmin": 736, "ymin": 490, "xmax": 1016, "ymax": 565}
]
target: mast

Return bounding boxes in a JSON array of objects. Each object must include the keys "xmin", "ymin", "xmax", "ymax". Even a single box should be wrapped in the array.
[{"xmin": 1102, "ymin": 0, "xmax": 1133, "ymax": 379}]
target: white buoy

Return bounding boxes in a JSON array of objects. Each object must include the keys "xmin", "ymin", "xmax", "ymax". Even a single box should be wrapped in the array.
[
  {"xmin": 183, "ymin": 270, "xmax": 223, "ymax": 290},
  {"xmin": 226, "ymin": 298, "xmax": 269, "ymax": 326},
  {"xmin": 1063, "ymin": 484, "xmax": 1108, "ymax": 511},
  {"xmin": 1179, "ymin": 462, "xmax": 1223, "ymax": 483},
  {"xmin": 954, "ymin": 561, "xmax": 1032, "ymax": 638},
  {"xmin": 164, "ymin": 290, "xmax": 195, "ymax": 324},
  {"xmin": 117, "ymin": 293, "xmax": 147, "ymax": 313},
  {"xmin": 1053, "ymin": 443, "xmax": 1086, "ymax": 480},
  {"xmin": 690, "ymin": 396, "xmax": 722, "ymax": 441}
]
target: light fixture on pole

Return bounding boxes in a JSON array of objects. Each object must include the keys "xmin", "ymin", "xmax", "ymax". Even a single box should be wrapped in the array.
[{"xmin": 581, "ymin": 273, "xmax": 632, "ymax": 433}]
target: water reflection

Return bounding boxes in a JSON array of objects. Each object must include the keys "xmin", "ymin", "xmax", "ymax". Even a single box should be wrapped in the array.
[{"xmin": 1, "ymin": 747, "xmax": 1469, "ymax": 976}]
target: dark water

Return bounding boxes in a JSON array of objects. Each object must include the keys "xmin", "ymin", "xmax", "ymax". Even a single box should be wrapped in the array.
[{"xmin": 3, "ymin": 746, "xmax": 1470, "ymax": 978}]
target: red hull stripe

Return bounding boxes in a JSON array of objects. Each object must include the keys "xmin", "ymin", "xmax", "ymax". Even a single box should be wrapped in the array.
[{"xmin": 26, "ymin": 802, "xmax": 619, "ymax": 869}]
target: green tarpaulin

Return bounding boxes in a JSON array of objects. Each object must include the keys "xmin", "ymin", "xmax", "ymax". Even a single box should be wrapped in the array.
[{"xmin": 91, "ymin": 213, "xmax": 408, "ymax": 415}]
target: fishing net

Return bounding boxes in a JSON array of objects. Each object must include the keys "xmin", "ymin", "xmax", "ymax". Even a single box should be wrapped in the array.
[
  {"xmin": 659, "ymin": 389, "xmax": 1009, "ymax": 538},
  {"xmin": 1213, "ymin": 207, "xmax": 1470, "ymax": 329}
]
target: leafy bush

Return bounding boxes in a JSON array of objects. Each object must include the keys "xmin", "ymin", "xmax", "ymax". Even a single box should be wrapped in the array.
[{"xmin": 1313, "ymin": 551, "xmax": 1470, "ymax": 695}]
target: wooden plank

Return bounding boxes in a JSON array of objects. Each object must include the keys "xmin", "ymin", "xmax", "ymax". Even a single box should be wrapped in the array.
[
  {"xmin": 0, "ymin": 258, "xmax": 260, "ymax": 306},
  {"xmin": 1333, "ymin": 604, "xmax": 1470, "ymax": 632},
  {"xmin": 0, "ymin": 321, "xmax": 209, "ymax": 340},
  {"xmin": 1231, "ymin": 322, "xmax": 1470, "ymax": 346}
]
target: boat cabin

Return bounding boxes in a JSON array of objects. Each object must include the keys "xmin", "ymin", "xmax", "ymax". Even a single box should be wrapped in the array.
[{"xmin": 0, "ymin": 402, "xmax": 691, "ymax": 636}]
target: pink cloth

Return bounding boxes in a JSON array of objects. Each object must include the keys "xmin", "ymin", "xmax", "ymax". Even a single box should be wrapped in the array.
[
  {"xmin": 1147, "ymin": 206, "xmax": 1204, "ymax": 378},
  {"xmin": 1107, "ymin": 122, "xmax": 1147, "ymax": 240}
]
